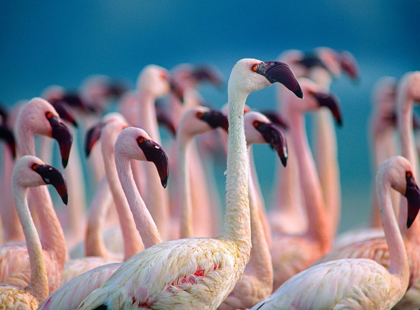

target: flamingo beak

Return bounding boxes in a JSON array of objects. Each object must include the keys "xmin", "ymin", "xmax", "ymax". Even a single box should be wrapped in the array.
[
  {"xmin": 0, "ymin": 105, "xmax": 8, "ymax": 125},
  {"xmin": 52, "ymin": 101, "xmax": 78, "ymax": 128},
  {"xmin": 0, "ymin": 125, "xmax": 16, "ymax": 159},
  {"xmin": 34, "ymin": 164, "xmax": 68, "ymax": 205},
  {"xmin": 298, "ymin": 54, "xmax": 331, "ymax": 74},
  {"xmin": 338, "ymin": 51, "xmax": 359, "ymax": 81},
  {"xmin": 260, "ymin": 110, "xmax": 289, "ymax": 130},
  {"xmin": 60, "ymin": 93, "xmax": 89, "ymax": 113},
  {"xmin": 256, "ymin": 61, "xmax": 303, "ymax": 98},
  {"xmin": 192, "ymin": 66, "xmax": 224, "ymax": 88},
  {"xmin": 47, "ymin": 115, "xmax": 73, "ymax": 168},
  {"xmin": 168, "ymin": 76, "xmax": 185, "ymax": 103},
  {"xmin": 137, "ymin": 139, "xmax": 169, "ymax": 188},
  {"xmin": 254, "ymin": 121, "xmax": 288, "ymax": 167},
  {"xmin": 312, "ymin": 92, "xmax": 343, "ymax": 127},
  {"xmin": 85, "ymin": 121, "xmax": 105, "ymax": 157},
  {"xmin": 106, "ymin": 80, "xmax": 128, "ymax": 98},
  {"xmin": 156, "ymin": 101, "xmax": 176, "ymax": 137},
  {"xmin": 198, "ymin": 110, "xmax": 229, "ymax": 132},
  {"xmin": 405, "ymin": 173, "xmax": 420, "ymax": 228}
]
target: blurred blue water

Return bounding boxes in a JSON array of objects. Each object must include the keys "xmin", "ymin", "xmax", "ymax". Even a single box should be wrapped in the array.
[{"xmin": 1, "ymin": 0, "xmax": 419, "ymax": 232}]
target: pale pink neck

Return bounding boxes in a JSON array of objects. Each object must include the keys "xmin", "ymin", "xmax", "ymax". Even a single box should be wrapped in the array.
[
  {"xmin": 85, "ymin": 176, "xmax": 112, "ymax": 258},
  {"xmin": 102, "ymin": 136, "xmax": 143, "ymax": 259},
  {"xmin": 377, "ymin": 178, "xmax": 409, "ymax": 287},
  {"xmin": 398, "ymin": 92, "xmax": 420, "ymax": 238},
  {"xmin": 136, "ymin": 91, "xmax": 169, "ymax": 237},
  {"xmin": 115, "ymin": 151, "xmax": 162, "ymax": 248},
  {"xmin": 177, "ymin": 133, "xmax": 194, "ymax": 238},
  {"xmin": 286, "ymin": 106, "xmax": 332, "ymax": 250},
  {"xmin": 246, "ymin": 147, "xmax": 272, "ymax": 282},
  {"xmin": 12, "ymin": 183, "xmax": 48, "ymax": 302},
  {"xmin": 16, "ymin": 123, "xmax": 66, "ymax": 269}
]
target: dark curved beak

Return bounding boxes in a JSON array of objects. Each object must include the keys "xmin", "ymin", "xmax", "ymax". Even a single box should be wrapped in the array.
[
  {"xmin": 52, "ymin": 101, "xmax": 78, "ymax": 128},
  {"xmin": 405, "ymin": 174, "xmax": 420, "ymax": 228},
  {"xmin": 47, "ymin": 115, "xmax": 73, "ymax": 168},
  {"xmin": 137, "ymin": 139, "xmax": 169, "ymax": 188},
  {"xmin": 156, "ymin": 100, "xmax": 176, "ymax": 137},
  {"xmin": 0, "ymin": 105, "xmax": 8, "ymax": 125},
  {"xmin": 256, "ymin": 61, "xmax": 303, "ymax": 98},
  {"xmin": 0, "ymin": 125, "xmax": 16, "ymax": 159},
  {"xmin": 198, "ymin": 110, "xmax": 229, "ymax": 132},
  {"xmin": 106, "ymin": 80, "xmax": 128, "ymax": 98},
  {"xmin": 192, "ymin": 66, "xmax": 224, "ymax": 88},
  {"xmin": 338, "ymin": 51, "xmax": 359, "ymax": 81},
  {"xmin": 298, "ymin": 54, "xmax": 331, "ymax": 74},
  {"xmin": 260, "ymin": 110, "xmax": 289, "ymax": 130},
  {"xmin": 168, "ymin": 76, "xmax": 185, "ymax": 103},
  {"xmin": 254, "ymin": 121, "xmax": 288, "ymax": 167},
  {"xmin": 85, "ymin": 121, "xmax": 105, "ymax": 157},
  {"xmin": 312, "ymin": 92, "xmax": 343, "ymax": 127},
  {"xmin": 59, "ymin": 93, "xmax": 88, "ymax": 113},
  {"xmin": 34, "ymin": 164, "xmax": 68, "ymax": 204}
]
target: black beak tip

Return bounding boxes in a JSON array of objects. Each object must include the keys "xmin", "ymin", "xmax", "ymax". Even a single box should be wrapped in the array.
[
  {"xmin": 281, "ymin": 156, "xmax": 288, "ymax": 167},
  {"xmin": 62, "ymin": 158, "xmax": 69, "ymax": 169},
  {"xmin": 295, "ymin": 86, "xmax": 304, "ymax": 99},
  {"xmin": 72, "ymin": 120, "xmax": 79, "ymax": 128},
  {"xmin": 161, "ymin": 177, "xmax": 168, "ymax": 189},
  {"xmin": 337, "ymin": 119, "xmax": 343, "ymax": 127},
  {"xmin": 407, "ymin": 217, "xmax": 414, "ymax": 229},
  {"xmin": 62, "ymin": 193, "xmax": 68, "ymax": 205}
]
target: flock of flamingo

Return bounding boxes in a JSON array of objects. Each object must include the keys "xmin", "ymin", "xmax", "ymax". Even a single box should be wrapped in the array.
[{"xmin": 0, "ymin": 47, "xmax": 419, "ymax": 309}]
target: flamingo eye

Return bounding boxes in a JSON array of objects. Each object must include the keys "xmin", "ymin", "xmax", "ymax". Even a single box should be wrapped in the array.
[
  {"xmin": 407, "ymin": 171, "xmax": 413, "ymax": 178},
  {"xmin": 137, "ymin": 137, "xmax": 145, "ymax": 144},
  {"xmin": 196, "ymin": 112, "xmax": 204, "ymax": 119},
  {"xmin": 251, "ymin": 64, "xmax": 259, "ymax": 72},
  {"xmin": 32, "ymin": 163, "xmax": 38, "ymax": 170},
  {"xmin": 160, "ymin": 72, "xmax": 167, "ymax": 80},
  {"xmin": 253, "ymin": 121, "xmax": 259, "ymax": 128},
  {"xmin": 45, "ymin": 111, "xmax": 53, "ymax": 119}
]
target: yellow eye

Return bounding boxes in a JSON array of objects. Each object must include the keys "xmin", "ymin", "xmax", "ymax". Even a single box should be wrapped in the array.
[
  {"xmin": 252, "ymin": 64, "xmax": 259, "ymax": 72},
  {"xmin": 32, "ymin": 163, "xmax": 38, "ymax": 170},
  {"xmin": 196, "ymin": 111, "xmax": 204, "ymax": 119},
  {"xmin": 46, "ymin": 112, "xmax": 53, "ymax": 119}
]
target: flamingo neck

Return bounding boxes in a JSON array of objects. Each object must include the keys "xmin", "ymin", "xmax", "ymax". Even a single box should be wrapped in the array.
[
  {"xmin": 221, "ymin": 88, "xmax": 251, "ymax": 257},
  {"xmin": 16, "ymin": 122, "xmax": 66, "ymax": 269},
  {"xmin": 177, "ymin": 132, "xmax": 194, "ymax": 238},
  {"xmin": 115, "ymin": 151, "xmax": 162, "ymax": 248},
  {"xmin": 12, "ymin": 183, "xmax": 48, "ymax": 303},
  {"xmin": 377, "ymin": 177, "xmax": 409, "ymax": 288},
  {"xmin": 287, "ymin": 105, "xmax": 332, "ymax": 251},
  {"xmin": 85, "ymin": 176, "xmax": 111, "ymax": 258},
  {"xmin": 398, "ymin": 92, "xmax": 420, "ymax": 238},
  {"xmin": 136, "ymin": 90, "xmax": 169, "ymax": 237},
  {"xmin": 102, "ymin": 137, "xmax": 143, "ymax": 259},
  {"xmin": 246, "ymin": 147, "xmax": 273, "ymax": 283}
]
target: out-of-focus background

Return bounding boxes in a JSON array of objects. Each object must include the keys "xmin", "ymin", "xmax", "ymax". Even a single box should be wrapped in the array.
[{"xmin": 1, "ymin": 0, "xmax": 419, "ymax": 232}]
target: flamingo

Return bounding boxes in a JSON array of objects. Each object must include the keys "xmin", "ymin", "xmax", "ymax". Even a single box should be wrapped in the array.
[
  {"xmin": 39, "ymin": 126, "xmax": 168, "ymax": 309},
  {"xmin": 219, "ymin": 111, "xmax": 287, "ymax": 310},
  {"xmin": 76, "ymin": 58, "xmax": 301, "ymax": 309},
  {"xmin": 0, "ymin": 98, "xmax": 72, "ymax": 293},
  {"xmin": 271, "ymin": 78, "xmax": 342, "ymax": 290},
  {"xmin": 253, "ymin": 155, "xmax": 420, "ymax": 309},
  {"xmin": 314, "ymin": 71, "xmax": 420, "ymax": 309},
  {"xmin": 0, "ymin": 156, "xmax": 68, "ymax": 309},
  {"xmin": 60, "ymin": 114, "xmax": 144, "ymax": 285}
]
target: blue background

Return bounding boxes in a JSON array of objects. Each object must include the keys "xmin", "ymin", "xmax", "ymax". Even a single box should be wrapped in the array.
[{"xmin": 1, "ymin": 0, "xmax": 419, "ymax": 232}]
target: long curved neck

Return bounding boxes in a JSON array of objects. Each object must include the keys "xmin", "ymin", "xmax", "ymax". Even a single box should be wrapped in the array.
[
  {"xmin": 246, "ymin": 147, "xmax": 272, "ymax": 282},
  {"xmin": 85, "ymin": 176, "xmax": 113, "ymax": 258},
  {"xmin": 12, "ymin": 183, "xmax": 48, "ymax": 303},
  {"xmin": 102, "ymin": 137, "xmax": 143, "ymax": 260},
  {"xmin": 398, "ymin": 90, "xmax": 420, "ymax": 238},
  {"xmin": 377, "ymin": 178, "xmax": 409, "ymax": 287},
  {"xmin": 115, "ymin": 151, "xmax": 162, "ymax": 248},
  {"xmin": 177, "ymin": 132, "xmax": 194, "ymax": 238},
  {"xmin": 137, "ymin": 90, "xmax": 169, "ymax": 237},
  {"xmin": 221, "ymin": 87, "xmax": 251, "ymax": 256},
  {"xmin": 16, "ymin": 123, "xmax": 66, "ymax": 269},
  {"xmin": 286, "ymin": 104, "xmax": 332, "ymax": 251}
]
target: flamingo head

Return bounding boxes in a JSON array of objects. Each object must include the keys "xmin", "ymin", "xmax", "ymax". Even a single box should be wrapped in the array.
[
  {"xmin": 244, "ymin": 111, "xmax": 288, "ymax": 167},
  {"xmin": 229, "ymin": 58, "xmax": 302, "ymax": 98},
  {"xmin": 115, "ymin": 127, "xmax": 169, "ymax": 188},
  {"xmin": 336, "ymin": 50, "xmax": 360, "ymax": 81},
  {"xmin": 13, "ymin": 155, "xmax": 68, "ymax": 204}
]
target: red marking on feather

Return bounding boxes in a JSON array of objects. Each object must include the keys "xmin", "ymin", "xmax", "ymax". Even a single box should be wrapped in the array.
[{"xmin": 137, "ymin": 301, "xmax": 152, "ymax": 309}]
